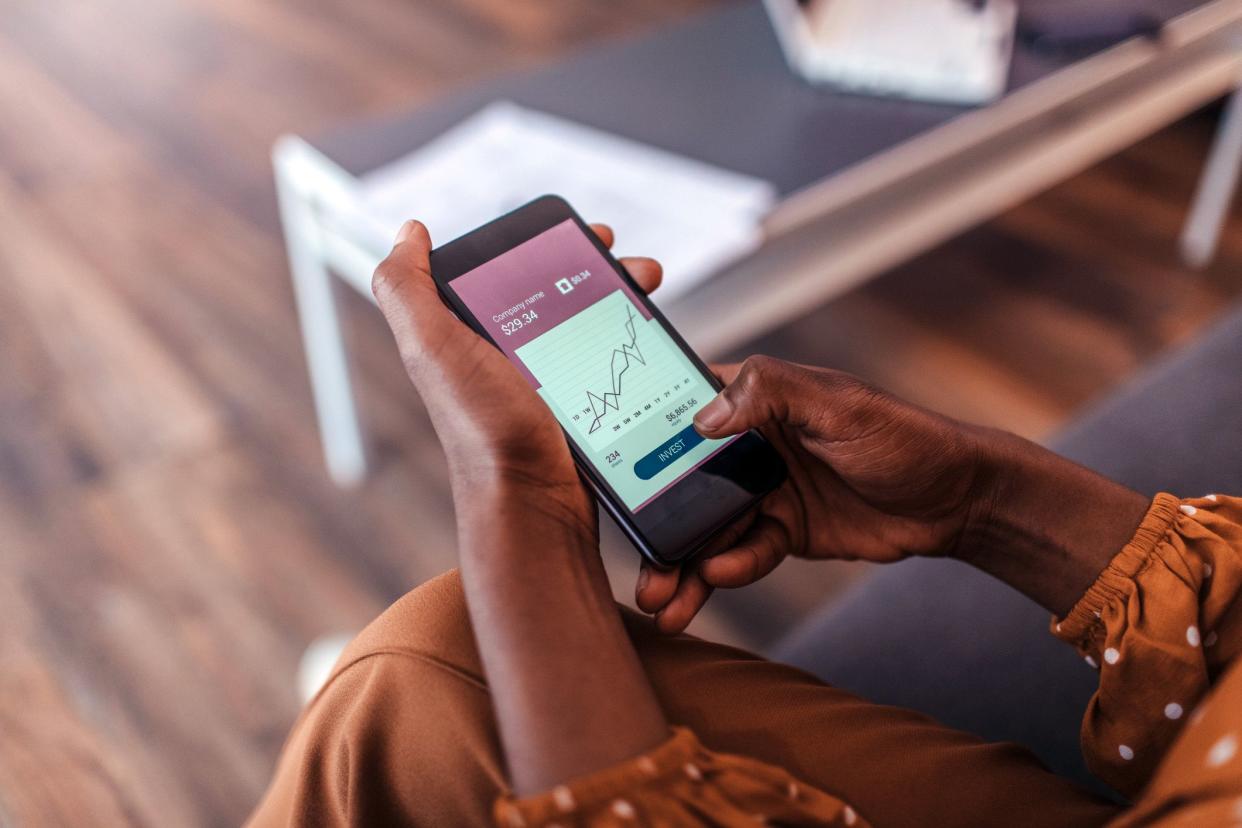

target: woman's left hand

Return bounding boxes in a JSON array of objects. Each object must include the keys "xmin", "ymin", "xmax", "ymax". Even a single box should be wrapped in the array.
[
  {"xmin": 371, "ymin": 220, "xmax": 663, "ymax": 530},
  {"xmin": 374, "ymin": 221, "xmax": 675, "ymax": 794}
]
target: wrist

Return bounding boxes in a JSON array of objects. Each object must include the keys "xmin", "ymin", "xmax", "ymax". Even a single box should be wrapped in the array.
[
  {"xmin": 449, "ymin": 461, "xmax": 598, "ymax": 560},
  {"xmin": 955, "ymin": 429, "xmax": 1150, "ymax": 616},
  {"xmin": 448, "ymin": 466, "xmax": 668, "ymax": 796},
  {"xmin": 984, "ymin": 431, "xmax": 1151, "ymax": 553},
  {"xmin": 948, "ymin": 425, "xmax": 1013, "ymax": 562}
]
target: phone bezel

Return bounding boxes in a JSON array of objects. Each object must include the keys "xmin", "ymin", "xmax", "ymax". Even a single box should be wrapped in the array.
[{"xmin": 426, "ymin": 195, "xmax": 786, "ymax": 566}]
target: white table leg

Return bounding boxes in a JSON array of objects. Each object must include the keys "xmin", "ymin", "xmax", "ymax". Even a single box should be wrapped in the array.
[
  {"xmin": 274, "ymin": 145, "xmax": 368, "ymax": 487},
  {"xmin": 1181, "ymin": 85, "xmax": 1242, "ymax": 268}
]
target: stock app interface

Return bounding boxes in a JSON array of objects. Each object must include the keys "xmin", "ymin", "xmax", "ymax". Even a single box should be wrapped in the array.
[{"xmin": 449, "ymin": 219, "xmax": 737, "ymax": 511}]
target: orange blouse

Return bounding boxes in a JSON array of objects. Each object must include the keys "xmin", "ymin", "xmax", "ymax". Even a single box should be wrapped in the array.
[{"xmin": 499, "ymin": 494, "xmax": 1242, "ymax": 827}]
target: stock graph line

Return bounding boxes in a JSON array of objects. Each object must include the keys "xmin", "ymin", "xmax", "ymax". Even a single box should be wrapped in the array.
[
  {"xmin": 516, "ymin": 290, "xmax": 693, "ymax": 448},
  {"xmin": 585, "ymin": 306, "xmax": 645, "ymax": 433}
]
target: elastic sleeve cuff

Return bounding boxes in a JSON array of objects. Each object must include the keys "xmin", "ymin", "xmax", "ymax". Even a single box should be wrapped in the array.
[{"xmin": 1053, "ymin": 492, "xmax": 1182, "ymax": 649}]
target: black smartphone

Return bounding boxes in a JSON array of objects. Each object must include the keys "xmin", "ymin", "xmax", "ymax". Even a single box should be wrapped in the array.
[{"xmin": 428, "ymin": 196, "xmax": 787, "ymax": 567}]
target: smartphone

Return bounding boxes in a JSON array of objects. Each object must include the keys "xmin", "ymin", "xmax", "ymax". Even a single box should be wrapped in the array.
[{"xmin": 428, "ymin": 196, "xmax": 787, "ymax": 566}]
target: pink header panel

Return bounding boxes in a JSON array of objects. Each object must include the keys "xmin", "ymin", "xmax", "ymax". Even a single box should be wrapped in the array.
[{"xmin": 447, "ymin": 219, "xmax": 650, "ymax": 385}]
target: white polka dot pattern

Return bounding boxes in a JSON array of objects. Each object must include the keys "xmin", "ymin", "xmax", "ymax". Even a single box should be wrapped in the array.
[
  {"xmin": 496, "ymin": 728, "xmax": 870, "ymax": 826},
  {"xmin": 1164, "ymin": 703, "xmax": 1183, "ymax": 720},
  {"xmin": 1119, "ymin": 744, "xmax": 1134, "ymax": 761},
  {"xmin": 1187, "ymin": 626, "xmax": 1201, "ymax": 647},
  {"xmin": 1104, "ymin": 647, "xmax": 1120, "ymax": 665},
  {"xmin": 610, "ymin": 799, "xmax": 635, "ymax": 819},
  {"xmin": 552, "ymin": 786, "xmax": 575, "ymax": 812},
  {"xmin": 1207, "ymin": 734, "xmax": 1237, "ymax": 768}
]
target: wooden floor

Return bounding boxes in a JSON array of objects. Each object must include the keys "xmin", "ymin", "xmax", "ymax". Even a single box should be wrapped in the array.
[{"xmin": 1, "ymin": 0, "xmax": 1240, "ymax": 825}]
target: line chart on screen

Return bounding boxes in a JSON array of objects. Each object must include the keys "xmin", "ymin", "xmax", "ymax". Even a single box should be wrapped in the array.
[{"xmin": 516, "ymin": 290, "xmax": 699, "ymax": 451}]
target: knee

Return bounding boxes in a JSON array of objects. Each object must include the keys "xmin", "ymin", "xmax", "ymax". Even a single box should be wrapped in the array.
[
  {"xmin": 337, "ymin": 569, "xmax": 483, "ymax": 683},
  {"xmin": 260, "ymin": 573, "xmax": 503, "ymax": 827}
]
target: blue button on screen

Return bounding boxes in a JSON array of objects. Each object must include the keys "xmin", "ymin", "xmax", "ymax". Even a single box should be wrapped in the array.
[{"xmin": 633, "ymin": 424, "xmax": 706, "ymax": 480}]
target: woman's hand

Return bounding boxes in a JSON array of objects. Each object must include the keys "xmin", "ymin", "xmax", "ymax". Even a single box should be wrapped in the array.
[
  {"xmin": 372, "ymin": 220, "xmax": 672, "ymax": 794},
  {"xmin": 637, "ymin": 358, "xmax": 990, "ymax": 631},
  {"xmin": 639, "ymin": 357, "xmax": 1151, "ymax": 632},
  {"xmin": 371, "ymin": 219, "xmax": 663, "ymax": 533}
]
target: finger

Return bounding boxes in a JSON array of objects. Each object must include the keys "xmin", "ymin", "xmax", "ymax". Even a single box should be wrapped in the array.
[
  {"xmin": 372, "ymin": 220, "xmax": 466, "ymax": 367},
  {"xmin": 636, "ymin": 560, "xmax": 680, "ymax": 614},
  {"xmin": 589, "ymin": 222, "xmax": 615, "ymax": 249},
  {"xmin": 655, "ymin": 569, "xmax": 713, "ymax": 635},
  {"xmin": 620, "ymin": 256, "xmax": 662, "ymax": 295},
  {"xmin": 710, "ymin": 363, "xmax": 742, "ymax": 385},
  {"xmin": 588, "ymin": 222, "xmax": 662, "ymax": 293},
  {"xmin": 690, "ymin": 507, "xmax": 758, "ymax": 564},
  {"xmin": 693, "ymin": 355, "xmax": 830, "ymax": 439},
  {"xmin": 699, "ymin": 515, "xmax": 789, "ymax": 588},
  {"xmin": 639, "ymin": 507, "xmax": 753, "ymax": 617}
]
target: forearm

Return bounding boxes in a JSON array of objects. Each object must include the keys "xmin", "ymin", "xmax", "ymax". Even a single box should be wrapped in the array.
[
  {"xmin": 959, "ymin": 429, "xmax": 1151, "ymax": 618},
  {"xmin": 455, "ymin": 475, "xmax": 668, "ymax": 795}
]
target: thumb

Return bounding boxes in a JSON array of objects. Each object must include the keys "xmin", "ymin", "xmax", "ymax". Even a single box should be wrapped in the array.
[
  {"xmin": 371, "ymin": 220, "xmax": 468, "ymax": 374},
  {"xmin": 693, "ymin": 356, "xmax": 828, "ymax": 438}
]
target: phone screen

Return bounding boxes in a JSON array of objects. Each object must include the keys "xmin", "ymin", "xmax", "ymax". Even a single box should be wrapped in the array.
[{"xmin": 446, "ymin": 219, "xmax": 738, "ymax": 512}]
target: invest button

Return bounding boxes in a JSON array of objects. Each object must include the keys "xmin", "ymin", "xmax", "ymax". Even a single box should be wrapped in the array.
[{"xmin": 633, "ymin": 424, "xmax": 706, "ymax": 481}]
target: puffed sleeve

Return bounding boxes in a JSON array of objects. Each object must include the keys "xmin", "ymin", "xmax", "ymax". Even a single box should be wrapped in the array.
[
  {"xmin": 1052, "ymin": 493, "xmax": 1242, "ymax": 798},
  {"xmin": 493, "ymin": 728, "xmax": 867, "ymax": 828},
  {"xmin": 1107, "ymin": 656, "xmax": 1242, "ymax": 826}
]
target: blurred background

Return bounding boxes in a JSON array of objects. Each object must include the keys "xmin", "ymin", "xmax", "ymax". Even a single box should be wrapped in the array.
[{"xmin": 2, "ymin": 0, "xmax": 1241, "ymax": 824}]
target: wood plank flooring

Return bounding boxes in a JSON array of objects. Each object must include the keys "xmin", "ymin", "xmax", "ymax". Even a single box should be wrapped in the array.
[{"xmin": 1, "ymin": 0, "xmax": 1240, "ymax": 824}]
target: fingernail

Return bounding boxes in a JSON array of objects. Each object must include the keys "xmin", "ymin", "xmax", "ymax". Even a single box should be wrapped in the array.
[
  {"xmin": 636, "ymin": 566, "xmax": 650, "ymax": 595},
  {"xmin": 694, "ymin": 394, "xmax": 733, "ymax": 432},
  {"xmin": 394, "ymin": 220, "xmax": 417, "ymax": 245}
]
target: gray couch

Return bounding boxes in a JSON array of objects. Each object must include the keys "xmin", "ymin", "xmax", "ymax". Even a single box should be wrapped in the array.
[{"xmin": 771, "ymin": 303, "xmax": 1242, "ymax": 799}]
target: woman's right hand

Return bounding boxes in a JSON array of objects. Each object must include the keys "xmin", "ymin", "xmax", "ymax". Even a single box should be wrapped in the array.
[
  {"xmin": 638, "ymin": 356, "xmax": 1149, "ymax": 633},
  {"xmin": 637, "ymin": 357, "xmax": 993, "ymax": 631}
]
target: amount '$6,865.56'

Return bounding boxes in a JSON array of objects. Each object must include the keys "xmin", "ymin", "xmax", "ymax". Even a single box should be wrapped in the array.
[{"xmin": 664, "ymin": 398, "xmax": 697, "ymax": 423}]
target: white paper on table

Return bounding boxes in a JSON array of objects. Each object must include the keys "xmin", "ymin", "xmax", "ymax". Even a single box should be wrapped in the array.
[{"xmin": 353, "ymin": 101, "xmax": 777, "ymax": 301}]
